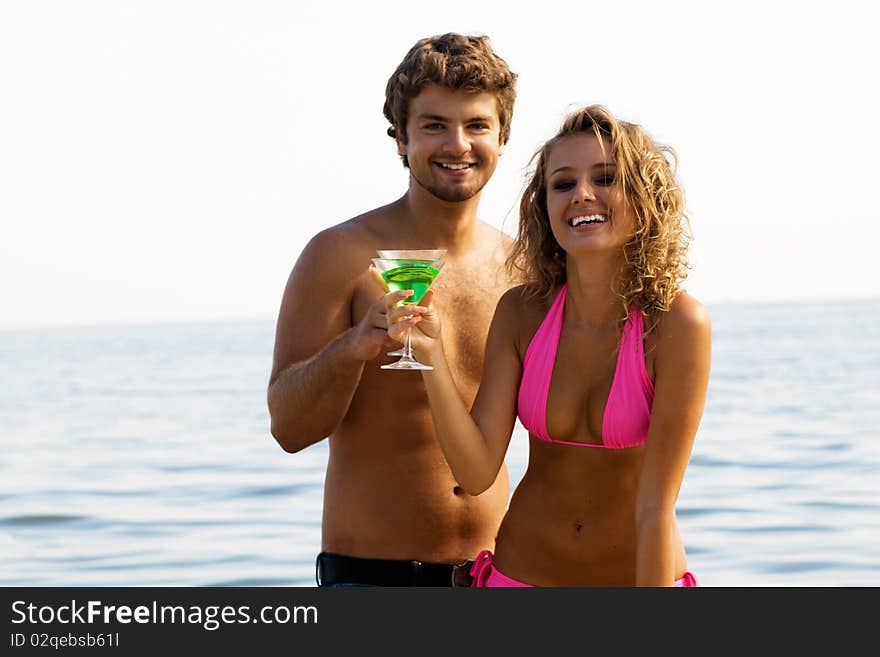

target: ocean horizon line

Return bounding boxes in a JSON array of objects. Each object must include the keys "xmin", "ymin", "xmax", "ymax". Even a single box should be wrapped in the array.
[{"xmin": 1, "ymin": 294, "xmax": 878, "ymax": 334}]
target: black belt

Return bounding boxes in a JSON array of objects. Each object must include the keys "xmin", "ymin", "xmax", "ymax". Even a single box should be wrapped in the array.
[{"xmin": 316, "ymin": 551, "xmax": 461, "ymax": 587}]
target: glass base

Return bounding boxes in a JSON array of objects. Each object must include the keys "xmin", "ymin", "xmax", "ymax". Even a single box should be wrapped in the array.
[{"xmin": 380, "ymin": 357, "xmax": 433, "ymax": 371}]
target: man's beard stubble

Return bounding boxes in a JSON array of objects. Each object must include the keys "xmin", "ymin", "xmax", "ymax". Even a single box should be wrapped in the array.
[{"xmin": 409, "ymin": 169, "xmax": 485, "ymax": 203}]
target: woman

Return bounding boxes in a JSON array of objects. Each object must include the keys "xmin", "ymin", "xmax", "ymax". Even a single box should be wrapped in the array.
[{"xmin": 384, "ymin": 105, "xmax": 711, "ymax": 586}]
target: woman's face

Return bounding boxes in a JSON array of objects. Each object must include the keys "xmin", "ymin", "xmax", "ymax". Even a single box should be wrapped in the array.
[{"xmin": 544, "ymin": 132, "xmax": 633, "ymax": 258}]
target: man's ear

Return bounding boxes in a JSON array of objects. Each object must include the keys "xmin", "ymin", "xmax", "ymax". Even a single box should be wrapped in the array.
[{"xmin": 396, "ymin": 133, "xmax": 407, "ymax": 157}]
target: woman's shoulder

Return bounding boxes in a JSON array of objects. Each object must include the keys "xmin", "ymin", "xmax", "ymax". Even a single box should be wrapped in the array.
[
  {"xmin": 652, "ymin": 291, "xmax": 712, "ymax": 353},
  {"xmin": 497, "ymin": 284, "xmax": 559, "ymax": 317},
  {"xmin": 497, "ymin": 283, "xmax": 528, "ymax": 305},
  {"xmin": 493, "ymin": 284, "xmax": 560, "ymax": 357},
  {"xmin": 662, "ymin": 291, "xmax": 711, "ymax": 331}
]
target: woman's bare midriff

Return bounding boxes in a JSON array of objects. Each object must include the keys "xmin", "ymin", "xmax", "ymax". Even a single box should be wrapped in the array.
[{"xmin": 493, "ymin": 436, "xmax": 687, "ymax": 586}]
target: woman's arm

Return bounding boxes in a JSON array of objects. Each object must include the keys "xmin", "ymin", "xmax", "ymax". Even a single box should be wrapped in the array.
[
  {"xmin": 387, "ymin": 287, "xmax": 524, "ymax": 495},
  {"xmin": 635, "ymin": 293, "xmax": 712, "ymax": 586}
]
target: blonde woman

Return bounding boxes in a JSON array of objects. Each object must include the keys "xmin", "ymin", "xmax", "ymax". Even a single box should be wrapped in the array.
[{"xmin": 383, "ymin": 105, "xmax": 711, "ymax": 586}]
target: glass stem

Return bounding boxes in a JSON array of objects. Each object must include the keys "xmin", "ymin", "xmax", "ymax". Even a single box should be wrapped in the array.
[{"xmin": 404, "ymin": 328, "xmax": 414, "ymax": 360}]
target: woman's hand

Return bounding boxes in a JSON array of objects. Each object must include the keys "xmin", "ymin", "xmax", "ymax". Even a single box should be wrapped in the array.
[{"xmin": 382, "ymin": 288, "xmax": 441, "ymax": 360}]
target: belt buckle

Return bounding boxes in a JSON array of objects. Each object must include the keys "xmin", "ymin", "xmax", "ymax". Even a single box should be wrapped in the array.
[{"xmin": 452, "ymin": 560, "xmax": 475, "ymax": 587}]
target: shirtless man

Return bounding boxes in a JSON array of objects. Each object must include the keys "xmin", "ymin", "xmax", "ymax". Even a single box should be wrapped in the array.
[{"xmin": 267, "ymin": 33, "xmax": 519, "ymax": 586}]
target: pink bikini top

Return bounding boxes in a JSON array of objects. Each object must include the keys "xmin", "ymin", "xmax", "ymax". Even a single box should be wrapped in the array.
[{"xmin": 517, "ymin": 284, "xmax": 654, "ymax": 449}]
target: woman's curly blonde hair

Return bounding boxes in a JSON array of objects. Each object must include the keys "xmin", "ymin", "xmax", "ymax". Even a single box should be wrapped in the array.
[{"xmin": 508, "ymin": 105, "xmax": 691, "ymax": 332}]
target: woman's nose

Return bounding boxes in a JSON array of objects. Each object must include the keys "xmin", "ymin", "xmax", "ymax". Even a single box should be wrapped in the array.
[{"xmin": 572, "ymin": 182, "xmax": 596, "ymax": 203}]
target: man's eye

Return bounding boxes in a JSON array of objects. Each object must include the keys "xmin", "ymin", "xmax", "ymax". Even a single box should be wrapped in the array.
[
  {"xmin": 424, "ymin": 123, "xmax": 443, "ymax": 130},
  {"xmin": 469, "ymin": 123, "xmax": 489, "ymax": 131}
]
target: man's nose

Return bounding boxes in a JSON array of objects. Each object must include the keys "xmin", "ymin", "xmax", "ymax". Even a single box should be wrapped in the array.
[{"xmin": 442, "ymin": 127, "xmax": 471, "ymax": 154}]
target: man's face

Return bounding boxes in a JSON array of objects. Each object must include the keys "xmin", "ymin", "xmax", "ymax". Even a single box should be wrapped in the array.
[{"xmin": 398, "ymin": 84, "xmax": 504, "ymax": 203}]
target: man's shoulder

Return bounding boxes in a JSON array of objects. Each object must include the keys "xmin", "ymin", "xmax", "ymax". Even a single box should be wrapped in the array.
[
  {"xmin": 467, "ymin": 221, "xmax": 517, "ymax": 282},
  {"xmin": 305, "ymin": 212, "xmax": 378, "ymax": 249},
  {"xmin": 474, "ymin": 220, "xmax": 515, "ymax": 248},
  {"xmin": 299, "ymin": 204, "xmax": 398, "ymax": 263}
]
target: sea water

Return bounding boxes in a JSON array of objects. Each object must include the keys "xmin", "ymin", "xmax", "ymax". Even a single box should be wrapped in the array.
[{"xmin": 1, "ymin": 298, "xmax": 878, "ymax": 586}]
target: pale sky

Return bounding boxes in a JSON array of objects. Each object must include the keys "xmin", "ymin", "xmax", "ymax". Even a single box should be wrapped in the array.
[{"xmin": 2, "ymin": 0, "xmax": 878, "ymax": 329}]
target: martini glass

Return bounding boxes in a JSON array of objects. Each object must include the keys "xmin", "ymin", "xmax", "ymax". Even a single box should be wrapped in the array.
[
  {"xmin": 373, "ymin": 249, "xmax": 446, "ymax": 370},
  {"xmin": 378, "ymin": 249, "xmax": 446, "ymax": 357}
]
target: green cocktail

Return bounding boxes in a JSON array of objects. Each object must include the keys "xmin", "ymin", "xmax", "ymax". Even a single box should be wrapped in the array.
[
  {"xmin": 373, "ymin": 249, "xmax": 446, "ymax": 371},
  {"xmin": 380, "ymin": 260, "xmax": 441, "ymax": 304}
]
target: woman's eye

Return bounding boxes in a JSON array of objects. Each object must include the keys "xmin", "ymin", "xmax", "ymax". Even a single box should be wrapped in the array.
[
  {"xmin": 551, "ymin": 180, "xmax": 575, "ymax": 191},
  {"xmin": 595, "ymin": 174, "xmax": 615, "ymax": 186}
]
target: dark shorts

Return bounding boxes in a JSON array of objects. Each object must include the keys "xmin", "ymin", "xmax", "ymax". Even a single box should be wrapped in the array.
[{"xmin": 315, "ymin": 551, "xmax": 464, "ymax": 587}]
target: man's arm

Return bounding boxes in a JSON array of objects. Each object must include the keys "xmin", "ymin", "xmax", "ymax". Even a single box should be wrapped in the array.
[{"xmin": 267, "ymin": 228, "xmax": 390, "ymax": 453}]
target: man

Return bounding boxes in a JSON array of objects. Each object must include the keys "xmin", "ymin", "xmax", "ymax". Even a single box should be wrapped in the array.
[{"xmin": 267, "ymin": 33, "xmax": 519, "ymax": 586}]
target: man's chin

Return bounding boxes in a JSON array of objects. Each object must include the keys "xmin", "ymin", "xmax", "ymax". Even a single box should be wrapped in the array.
[
  {"xmin": 410, "ymin": 171, "xmax": 487, "ymax": 203},
  {"xmin": 426, "ymin": 183, "xmax": 483, "ymax": 203}
]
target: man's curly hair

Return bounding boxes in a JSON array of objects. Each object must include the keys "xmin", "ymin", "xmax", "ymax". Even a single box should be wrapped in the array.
[{"xmin": 383, "ymin": 33, "xmax": 517, "ymax": 168}]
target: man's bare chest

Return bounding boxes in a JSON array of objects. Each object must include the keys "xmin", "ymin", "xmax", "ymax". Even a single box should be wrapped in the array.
[{"xmin": 352, "ymin": 264, "xmax": 509, "ymax": 377}]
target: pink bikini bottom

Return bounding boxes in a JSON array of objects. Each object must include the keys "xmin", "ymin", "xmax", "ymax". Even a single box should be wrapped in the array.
[{"xmin": 469, "ymin": 550, "xmax": 698, "ymax": 587}]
